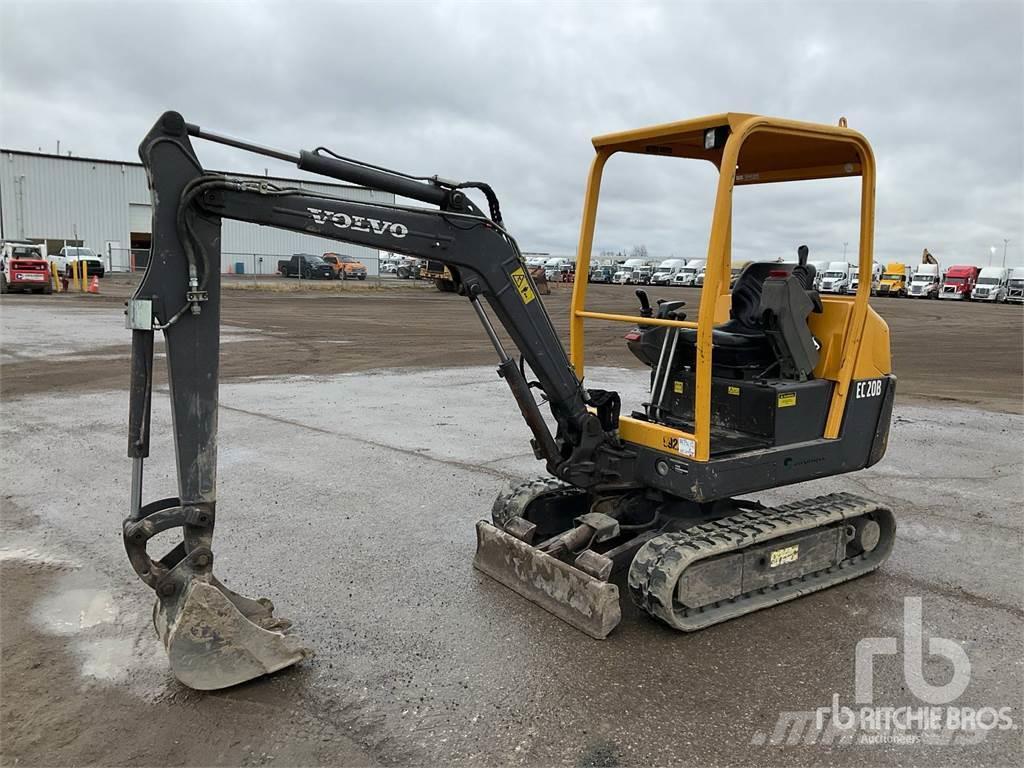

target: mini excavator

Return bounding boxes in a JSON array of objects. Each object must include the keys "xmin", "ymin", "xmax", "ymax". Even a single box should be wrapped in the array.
[{"xmin": 125, "ymin": 112, "xmax": 896, "ymax": 690}]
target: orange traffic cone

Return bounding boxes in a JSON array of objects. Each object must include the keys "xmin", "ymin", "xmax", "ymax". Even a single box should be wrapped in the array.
[{"xmin": 88, "ymin": 275, "xmax": 100, "ymax": 294}]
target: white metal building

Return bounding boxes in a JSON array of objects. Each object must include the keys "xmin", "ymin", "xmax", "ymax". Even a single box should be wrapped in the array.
[{"xmin": 0, "ymin": 149, "xmax": 394, "ymax": 274}]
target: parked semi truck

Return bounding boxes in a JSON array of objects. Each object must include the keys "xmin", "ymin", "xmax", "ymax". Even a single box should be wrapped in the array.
[
  {"xmin": 819, "ymin": 261, "xmax": 852, "ymax": 294},
  {"xmin": 848, "ymin": 262, "xmax": 882, "ymax": 295},
  {"xmin": 1007, "ymin": 268, "xmax": 1024, "ymax": 304},
  {"xmin": 908, "ymin": 250, "xmax": 942, "ymax": 299},
  {"xmin": 971, "ymin": 267, "xmax": 1009, "ymax": 302},
  {"xmin": 631, "ymin": 265, "xmax": 654, "ymax": 285},
  {"xmin": 808, "ymin": 260, "xmax": 830, "ymax": 289},
  {"xmin": 651, "ymin": 258, "xmax": 687, "ymax": 285},
  {"xmin": 543, "ymin": 257, "xmax": 573, "ymax": 281},
  {"xmin": 610, "ymin": 258, "xmax": 649, "ymax": 285},
  {"xmin": 939, "ymin": 265, "xmax": 980, "ymax": 300},
  {"xmin": 694, "ymin": 263, "xmax": 708, "ymax": 286},
  {"xmin": 878, "ymin": 262, "xmax": 912, "ymax": 297},
  {"xmin": 671, "ymin": 259, "xmax": 704, "ymax": 286}
]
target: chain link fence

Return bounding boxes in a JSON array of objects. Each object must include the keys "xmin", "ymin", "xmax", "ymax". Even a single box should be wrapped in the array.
[{"xmin": 104, "ymin": 247, "xmax": 425, "ymax": 288}]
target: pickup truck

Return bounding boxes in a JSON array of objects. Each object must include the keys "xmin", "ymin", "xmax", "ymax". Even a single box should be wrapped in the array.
[
  {"xmin": 322, "ymin": 253, "xmax": 368, "ymax": 280},
  {"xmin": 55, "ymin": 246, "xmax": 105, "ymax": 278},
  {"xmin": 277, "ymin": 254, "xmax": 335, "ymax": 279},
  {"xmin": 1, "ymin": 241, "xmax": 52, "ymax": 294}
]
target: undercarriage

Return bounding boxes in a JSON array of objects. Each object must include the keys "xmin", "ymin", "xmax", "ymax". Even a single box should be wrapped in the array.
[{"xmin": 477, "ymin": 478, "xmax": 894, "ymax": 637}]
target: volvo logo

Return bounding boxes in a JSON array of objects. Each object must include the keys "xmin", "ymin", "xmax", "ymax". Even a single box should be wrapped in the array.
[{"xmin": 307, "ymin": 208, "xmax": 408, "ymax": 239}]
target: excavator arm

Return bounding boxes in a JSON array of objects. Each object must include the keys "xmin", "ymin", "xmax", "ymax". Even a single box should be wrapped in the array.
[{"xmin": 124, "ymin": 112, "xmax": 628, "ymax": 689}]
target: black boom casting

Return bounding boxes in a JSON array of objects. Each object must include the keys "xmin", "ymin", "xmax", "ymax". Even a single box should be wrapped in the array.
[{"xmin": 123, "ymin": 112, "xmax": 633, "ymax": 688}]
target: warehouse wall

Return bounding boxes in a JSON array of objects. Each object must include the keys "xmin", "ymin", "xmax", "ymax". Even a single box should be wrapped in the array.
[{"xmin": 0, "ymin": 150, "xmax": 393, "ymax": 273}]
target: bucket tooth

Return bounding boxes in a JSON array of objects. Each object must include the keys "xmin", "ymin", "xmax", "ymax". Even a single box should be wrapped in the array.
[
  {"xmin": 154, "ymin": 580, "xmax": 312, "ymax": 691},
  {"xmin": 473, "ymin": 520, "xmax": 621, "ymax": 639}
]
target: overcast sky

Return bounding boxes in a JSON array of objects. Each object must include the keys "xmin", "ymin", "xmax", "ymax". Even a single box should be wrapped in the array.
[{"xmin": 1, "ymin": 0, "xmax": 1021, "ymax": 266}]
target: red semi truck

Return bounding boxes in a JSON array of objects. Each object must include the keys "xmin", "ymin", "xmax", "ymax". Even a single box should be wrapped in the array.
[{"xmin": 938, "ymin": 264, "xmax": 980, "ymax": 300}]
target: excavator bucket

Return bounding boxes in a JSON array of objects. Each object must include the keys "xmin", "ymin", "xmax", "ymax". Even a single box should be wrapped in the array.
[
  {"xmin": 153, "ymin": 578, "xmax": 312, "ymax": 691},
  {"xmin": 473, "ymin": 521, "xmax": 621, "ymax": 639}
]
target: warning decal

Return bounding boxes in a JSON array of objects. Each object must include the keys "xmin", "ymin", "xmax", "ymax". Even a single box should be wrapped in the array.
[
  {"xmin": 777, "ymin": 392, "xmax": 797, "ymax": 408},
  {"xmin": 510, "ymin": 267, "xmax": 536, "ymax": 305}
]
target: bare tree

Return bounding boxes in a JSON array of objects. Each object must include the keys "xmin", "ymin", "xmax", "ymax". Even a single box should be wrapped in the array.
[{"xmin": 630, "ymin": 244, "xmax": 649, "ymax": 261}]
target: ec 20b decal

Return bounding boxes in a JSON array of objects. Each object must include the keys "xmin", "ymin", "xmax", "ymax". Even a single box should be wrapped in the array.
[{"xmin": 855, "ymin": 379, "xmax": 883, "ymax": 399}]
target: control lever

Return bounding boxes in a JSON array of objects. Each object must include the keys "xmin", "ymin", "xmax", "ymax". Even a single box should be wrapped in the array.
[{"xmin": 635, "ymin": 289, "xmax": 653, "ymax": 318}]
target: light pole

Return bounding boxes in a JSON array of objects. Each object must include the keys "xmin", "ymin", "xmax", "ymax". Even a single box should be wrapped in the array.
[{"xmin": 1003, "ymin": 239, "xmax": 1009, "ymax": 268}]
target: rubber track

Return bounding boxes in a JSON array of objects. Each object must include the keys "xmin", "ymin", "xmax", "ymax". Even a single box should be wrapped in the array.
[
  {"xmin": 627, "ymin": 492, "xmax": 895, "ymax": 631},
  {"xmin": 491, "ymin": 476, "xmax": 585, "ymax": 529}
]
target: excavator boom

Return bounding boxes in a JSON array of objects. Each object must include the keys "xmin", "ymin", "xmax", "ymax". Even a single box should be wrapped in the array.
[{"xmin": 125, "ymin": 112, "xmax": 629, "ymax": 688}]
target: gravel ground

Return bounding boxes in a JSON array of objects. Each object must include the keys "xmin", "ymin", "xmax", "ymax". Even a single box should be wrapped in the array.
[{"xmin": 1, "ymin": 283, "xmax": 1021, "ymax": 767}]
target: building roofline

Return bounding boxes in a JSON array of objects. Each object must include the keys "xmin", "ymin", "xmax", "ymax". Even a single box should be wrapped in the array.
[{"xmin": 0, "ymin": 147, "xmax": 370, "ymax": 191}]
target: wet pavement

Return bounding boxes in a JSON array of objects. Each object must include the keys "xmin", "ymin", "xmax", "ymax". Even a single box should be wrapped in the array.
[{"xmin": 2, "ymin": 352, "xmax": 1021, "ymax": 766}]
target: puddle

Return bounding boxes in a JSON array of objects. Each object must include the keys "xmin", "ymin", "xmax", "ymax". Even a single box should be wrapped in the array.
[
  {"xmin": 30, "ymin": 575, "xmax": 169, "ymax": 694},
  {"xmin": 76, "ymin": 637, "xmax": 138, "ymax": 683},
  {"xmin": 36, "ymin": 587, "xmax": 118, "ymax": 635},
  {"xmin": 3, "ymin": 529, "xmax": 169, "ymax": 695}
]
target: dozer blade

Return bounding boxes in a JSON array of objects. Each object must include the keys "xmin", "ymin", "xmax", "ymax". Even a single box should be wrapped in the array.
[
  {"xmin": 473, "ymin": 520, "xmax": 621, "ymax": 639},
  {"xmin": 153, "ymin": 579, "xmax": 313, "ymax": 691}
]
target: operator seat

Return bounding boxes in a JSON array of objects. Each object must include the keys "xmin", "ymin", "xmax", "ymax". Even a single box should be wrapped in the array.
[{"xmin": 671, "ymin": 259, "xmax": 822, "ymax": 374}]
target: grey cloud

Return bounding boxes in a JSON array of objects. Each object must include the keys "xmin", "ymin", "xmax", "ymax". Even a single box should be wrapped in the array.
[{"xmin": 1, "ymin": 0, "xmax": 1021, "ymax": 266}]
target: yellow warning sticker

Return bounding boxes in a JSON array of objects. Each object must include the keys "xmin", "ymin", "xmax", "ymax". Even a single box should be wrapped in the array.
[
  {"xmin": 673, "ymin": 381, "xmax": 684, "ymax": 394},
  {"xmin": 770, "ymin": 544, "xmax": 799, "ymax": 567},
  {"xmin": 510, "ymin": 267, "xmax": 536, "ymax": 305},
  {"xmin": 777, "ymin": 392, "xmax": 797, "ymax": 408},
  {"xmin": 728, "ymin": 386, "xmax": 740, "ymax": 396}
]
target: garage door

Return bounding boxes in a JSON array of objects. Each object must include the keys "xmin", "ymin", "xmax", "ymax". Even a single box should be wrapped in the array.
[{"xmin": 129, "ymin": 203, "xmax": 152, "ymax": 233}]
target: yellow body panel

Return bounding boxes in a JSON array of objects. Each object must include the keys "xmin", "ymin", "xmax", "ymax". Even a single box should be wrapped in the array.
[
  {"xmin": 570, "ymin": 113, "xmax": 887, "ymax": 460},
  {"xmin": 808, "ymin": 298, "xmax": 892, "ymax": 381},
  {"xmin": 618, "ymin": 416, "xmax": 697, "ymax": 458}
]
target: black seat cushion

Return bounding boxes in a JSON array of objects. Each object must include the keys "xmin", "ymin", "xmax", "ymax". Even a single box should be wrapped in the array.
[
  {"xmin": 645, "ymin": 261, "xmax": 821, "ymax": 373},
  {"xmin": 670, "ymin": 262, "xmax": 798, "ymax": 368},
  {"xmin": 674, "ymin": 321, "xmax": 775, "ymax": 368}
]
